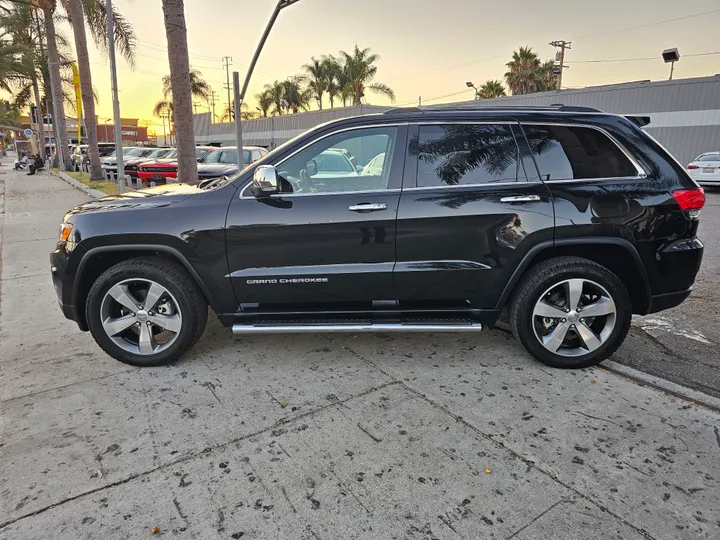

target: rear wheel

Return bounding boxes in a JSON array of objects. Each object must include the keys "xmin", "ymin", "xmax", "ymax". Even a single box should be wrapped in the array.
[
  {"xmin": 510, "ymin": 257, "xmax": 631, "ymax": 369},
  {"xmin": 86, "ymin": 258, "xmax": 207, "ymax": 367}
]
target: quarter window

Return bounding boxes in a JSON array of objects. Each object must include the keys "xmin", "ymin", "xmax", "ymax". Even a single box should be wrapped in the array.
[
  {"xmin": 416, "ymin": 124, "xmax": 523, "ymax": 187},
  {"xmin": 276, "ymin": 126, "xmax": 397, "ymax": 194},
  {"xmin": 522, "ymin": 124, "xmax": 638, "ymax": 181}
]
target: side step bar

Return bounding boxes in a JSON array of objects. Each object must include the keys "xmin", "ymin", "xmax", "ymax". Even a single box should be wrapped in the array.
[{"xmin": 232, "ymin": 323, "xmax": 483, "ymax": 335}]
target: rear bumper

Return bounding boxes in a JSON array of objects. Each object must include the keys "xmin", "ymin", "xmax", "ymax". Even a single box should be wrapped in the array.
[{"xmin": 647, "ymin": 288, "xmax": 693, "ymax": 314}]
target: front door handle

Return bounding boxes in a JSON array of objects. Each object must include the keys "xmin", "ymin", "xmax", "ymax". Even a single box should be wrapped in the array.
[
  {"xmin": 349, "ymin": 203, "xmax": 388, "ymax": 212},
  {"xmin": 500, "ymin": 195, "xmax": 541, "ymax": 203}
]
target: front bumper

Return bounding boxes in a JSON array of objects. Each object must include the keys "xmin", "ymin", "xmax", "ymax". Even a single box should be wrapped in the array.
[{"xmin": 51, "ymin": 244, "xmax": 88, "ymax": 330}]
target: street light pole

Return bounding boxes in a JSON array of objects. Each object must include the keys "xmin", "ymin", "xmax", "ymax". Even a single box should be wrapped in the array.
[
  {"xmin": 235, "ymin": 0, "xmax": 302, "ymax": 167},
  {"xmin": 106, "ymin": 0, "xmax": 124, "ymax": 193}
]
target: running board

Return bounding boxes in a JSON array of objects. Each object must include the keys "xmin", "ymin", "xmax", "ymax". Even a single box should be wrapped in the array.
[{"xmin": 232, "ymin": 322, "xmax": 483, "ymax": 335}]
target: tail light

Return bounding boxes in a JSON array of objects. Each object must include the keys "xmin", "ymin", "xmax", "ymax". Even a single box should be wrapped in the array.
[
  {"xmin": 673, "ymin": 188, "xmax": 705, "ymax": 219},
  {"xmin": 687, "ymin": 164, "xmax": 699, "ymax": 170}
]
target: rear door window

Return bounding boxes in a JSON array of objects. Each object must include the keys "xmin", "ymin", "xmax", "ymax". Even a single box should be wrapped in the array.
[
  {"xmin": 521, "ymin": 124, "xmax": 639, "ymax": 181},
  {"xmin": 416, "ymin": 124, "xmax": 524, "ymax": 187}
]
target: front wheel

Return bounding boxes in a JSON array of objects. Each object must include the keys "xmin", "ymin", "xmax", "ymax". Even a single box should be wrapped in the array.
[
  {"xmin": 510, "ymin": 257, "xmax": 632, "ymax": 369},
  {"xmin": 86, "ymin": 258, "xmax": 208, "ymax": 367}
]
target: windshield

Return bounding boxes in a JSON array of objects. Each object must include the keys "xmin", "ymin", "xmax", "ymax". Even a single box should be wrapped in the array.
[
  {"xmin": 202, "ymin": 148, "xmax": 251, "ymax": 164},
  {"xmin": 164, "ymin": 150, "xmax": 178, "ymax": 159},
  {"xmin": 196, "ymin": 148, "xmax": 210, "ymax": 160},
  {"xmin": 316, "ymin": 151, "xmax": 354, "ymax": 173},
  {"xmin": 125, "ymin": 148, "xmax": 146, "ymax": 157},
  {"xmin": 697, "ymin": 154, "xmax": 720, "ymax": 162},
  {"xmin": 149, "ymin": 149, "xmax": 171, "ymax": 158}
]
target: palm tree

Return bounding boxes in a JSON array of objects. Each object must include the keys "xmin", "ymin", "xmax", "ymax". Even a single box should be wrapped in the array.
[
  {"xmin": 478, "ymin": 80, "xmax": 506, "ymax": 99},
  {"xmin": 261, "ymin": 81, "xmax": 286, "ymax": 115},
  {"xmin": 153, "ymin": 69, "xmax": 209, "ymax": 143},
  {"xmin": 28, "ymin": 0, "xmax": 71, "ymax": 169},
  {"xmin": 221, "ymin": 100, "xmax": 257, "ymax": 122},
  {"xmin": 302, "ymin": 57, "xmax": 326, "ymax": 110},
  {"xmin": 504, "ymin": 47, "xmax": 557, "ymax": 95},
  {"xmin": 339, "ymin": 45, "xmax": 395, "ymax": 106},
  {"xmin": 281, "ymin": 76, "xmax": 311, "ymax": 114},
  {"xmin": 255, "ymin": 89, "xmax": 273, "ymax": 117},
  {"xmin": 161, "ymin": 0, "xmax": 196, "ymax": 181},
  {"xmin": 321, "ymin": 54, "xmax": 344, "ymax": 108},
  {"xmin": 62, "ymin": 0, "xmax": 137, "ymax": 180}
]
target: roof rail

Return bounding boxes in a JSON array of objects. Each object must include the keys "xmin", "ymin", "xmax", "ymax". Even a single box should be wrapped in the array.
[{"xmin": 397, "ymin": 104, "xmax": 603, "ymax": 113}]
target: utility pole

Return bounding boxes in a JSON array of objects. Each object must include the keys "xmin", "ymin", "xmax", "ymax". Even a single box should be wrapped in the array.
[
  {"xmin": 222, "ymin": 56, "xmax": 233, "ymax": 123},
  {"xmin": 160, "ymin": 113, "xmax": 167, "ymax": 146},
  {"xmin": 107, "ymin": 0, "xmax": 124, "ymax": 192},
  {"xmin": 549, "ymin": 40, "xmax": 571, "ymax": 90},
  {"xmin": 210, "ymin": 90, "xmax": 219, "ymax": 123},
  {"xmin": 418, "ymin": 96, "xmax": 422, "ymax": 107},
  {"xmin": 192, "ymin": 102, "xmax": 199, "ymax": 114},
  {"xmin": 233, "ymin": 72, "xmax": 243, "ymax": 167}
]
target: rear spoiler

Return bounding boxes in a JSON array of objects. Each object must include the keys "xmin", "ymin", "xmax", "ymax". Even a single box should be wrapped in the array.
[{"xmin": 625, "ymin": 115, "xmax": 651, "ymax": 127}]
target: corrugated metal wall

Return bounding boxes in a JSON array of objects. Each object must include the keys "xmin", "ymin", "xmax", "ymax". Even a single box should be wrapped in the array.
[{"xmin": 194, "ymin": 75, "xmax": 720, "ymax": 164}]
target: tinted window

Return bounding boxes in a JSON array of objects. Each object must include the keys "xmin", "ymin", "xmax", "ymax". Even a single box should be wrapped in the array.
[
  {"xmin": 697, "ymin": 154, "xmax": 720, "ymax": 162},
  {"xmin": 125, "ymin": 148, "xmax": 145, "ymax": 157},
  {"xmin": 203, "ymin": 149, "xmax": 250, "ymax": 164},
  {"xmin": 522, "ymin": 125, "xmax": 638, "ymax": 181},
  {"xmin": 276, "ymin": 126, "xmax": 397, "ymax": 194},
  {"xmin": 416, "ymin": 124, "xmax": 522, "ymax": 187}
]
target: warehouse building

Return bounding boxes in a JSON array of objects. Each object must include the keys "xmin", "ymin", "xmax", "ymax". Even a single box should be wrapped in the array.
[{"xmin": 194, "ymin": 74, "xmax": 720, "ymax": 165}]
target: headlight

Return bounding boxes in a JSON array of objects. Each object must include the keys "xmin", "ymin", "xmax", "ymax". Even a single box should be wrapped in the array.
[{"xmin": 60, "ymin": 223, "xmax": 73, "ymax": 242}]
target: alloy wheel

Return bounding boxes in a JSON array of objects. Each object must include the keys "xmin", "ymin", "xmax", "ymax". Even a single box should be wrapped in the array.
[
  {"xmin": 532, "ymin": 278, "xmax": 617, "ymax": 357},
  {"xmin": 100, "ymin": 278, "xmax": 182, "ymax": 356}
]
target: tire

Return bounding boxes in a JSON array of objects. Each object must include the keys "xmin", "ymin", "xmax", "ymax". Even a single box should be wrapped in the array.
[
  {"xmin": 86, "ymin": 257, "xmax": 208, "ymax": 367},
  {"xmin": 509, "ymin": 256, "xmax": 632, "ymax": 369}
]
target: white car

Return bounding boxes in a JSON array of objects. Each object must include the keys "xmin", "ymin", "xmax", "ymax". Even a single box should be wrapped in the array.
[{"xmin": 688, "ymin": 152, "xmax": 720, "ymax": 187}]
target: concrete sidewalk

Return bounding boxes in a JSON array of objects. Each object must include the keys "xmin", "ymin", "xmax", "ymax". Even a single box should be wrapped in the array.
[{"xmin": 1, "ymin": 161, "xmax": 718, "ymax": 540}]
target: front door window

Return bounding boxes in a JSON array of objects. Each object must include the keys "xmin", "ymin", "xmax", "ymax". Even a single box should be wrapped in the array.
[{"xmin": 275, "ymin": 126, "xmax": 398, "ymax": 194}]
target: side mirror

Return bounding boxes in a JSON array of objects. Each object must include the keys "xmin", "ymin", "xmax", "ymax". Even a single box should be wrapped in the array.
[
  {"xmin": 306, "ymin": 160, "xmax": 318, "ymax": 176},
  {"xmin": 251, "ymin": 165, "xmax": 278, "ymax": 196},
  {"xmin": 355, "ymin": 165, "xmax": 364, "ymax": 173}
]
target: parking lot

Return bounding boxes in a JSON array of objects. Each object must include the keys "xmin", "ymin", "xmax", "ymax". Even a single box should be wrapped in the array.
[{"xmin": 1, "ymin": 161, "xmax": 719, "ymax": 540}]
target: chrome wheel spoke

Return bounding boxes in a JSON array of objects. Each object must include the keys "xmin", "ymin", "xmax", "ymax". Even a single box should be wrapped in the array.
[
  {"xmin": 576, "ymin": 322, "xmax": 602, "ymax": 352},
  {"xmin": 143, "ymin": 282, "xmax": 166, "ymax": 312},
  {"xmin": 543, "ymin": 322, "xmax": 571, "ymax": 352},
  {"xmin": 149, "ymin": 313, "xmax": 181, "ymax": 333},
  {"xmin": 108, "ymin": 284, "xmax": 140, "ymax": 313},
  {"xmin": 565, "ymin": 279, "xmax": 584, "ymax": 311},
  {"xmin": 579, "ymin": 296, "xmax": 616, "ymax": 318},
  {"xmin": 533, "ymin": 300, "xmax": 567, "ymax": 319},
  {"xmin": 138, "ymin": 324, "xmax": 155, "ymax": 355},
  {"xmin": 102, "ymin": 314, "xmax": 137, "ymax": 337}
]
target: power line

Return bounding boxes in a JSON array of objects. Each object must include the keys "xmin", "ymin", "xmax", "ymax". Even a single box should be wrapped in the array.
[
  {"xmin": 575, "ymin": 8, "xmax": 720, "ymax": 43},
  {"xmin": 569, "ymin": 51, "xmax": 720, "ymax": 64}
]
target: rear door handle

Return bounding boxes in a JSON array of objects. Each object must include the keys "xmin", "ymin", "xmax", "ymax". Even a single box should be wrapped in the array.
[
  {"xmin": 500, "ymin": 195, "xmax": 541, "ymax": 203},
  {"xmin": 349, "ymin": 203, "xmax": 388, "ymax": 212}
]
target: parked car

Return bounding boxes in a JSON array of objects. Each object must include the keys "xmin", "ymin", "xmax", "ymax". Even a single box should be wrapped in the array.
[
  {"xmin": 98, "ymin": 143, "xmax": 116, "ymax": 157},
  {"xmin": 137, "ymin": 147, "xmax": 214, "ymax": 184},
  {"xmin": 687, "ymin": 152, "xmax": 720, "ymax": 187},
  {"xmin": 101, "ymin": 147, "xmax": 156, "ymax": 174},
  {"xmin": 51, "ymin": 105, "xmax": 705, "ymax": 369},
  {"xmin": 193, "ymin": 146, "xmax": 268, "ymax": 184},
  {"xmin": 124, "ymin": 148, "xmax": 175, "ymax": 184}
]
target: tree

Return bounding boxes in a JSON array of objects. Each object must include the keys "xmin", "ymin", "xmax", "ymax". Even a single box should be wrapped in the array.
[
  {"xmin": 260, "ymin": 81, "xmax": 286, "ymax": 115},
  {"xmin": 37, "ymin": 0, "xmax": 71, "ymax": 169},
  {"xmin": 302, "ymin": 57, "xmax": 327, "ymax": 110},
  {"xmin": 153, "ymin": 69, "xmax": 210, "ymax": 139},
  {"xmin": 321, "ymin": 54, "xmax": 344, "ymax": 108},
  {"xmin": 478, "ymin": 80, "xmax": 506, "ymax": 99},
  {"xmin": 255, "ymin": 89, "xmax": 273, "ymax": 117},
  {"xmin": 161, "ymin": 0, "xmax": 196, "ymax": 182},
  {"xmin": 221, "ymin": 100, "xmax": 257, "ymax": 122},
  {"xmin": 339, "ymin": 45, "xmax": 395, "ymax": 106},
  {"xmin": 281, "ymin": 76, "xmax": 311, "ymax": 114},
  {"xmin": 504, "ymin": 47, "xmax": 558, "ymax": 95},
  {"xmin": 62, "ymin": 0, "xmax": 137, "ymax": 180}
]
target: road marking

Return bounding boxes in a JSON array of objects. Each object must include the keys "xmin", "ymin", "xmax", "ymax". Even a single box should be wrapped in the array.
[{"xmin": 633, "ymin": 315, "xmax": 711, "ymax": 345}]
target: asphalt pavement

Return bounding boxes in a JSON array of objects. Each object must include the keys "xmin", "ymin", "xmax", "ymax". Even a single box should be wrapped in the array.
[{"xmin": 0, "ymin": 156, "xmax": 719, "ymax": 540}]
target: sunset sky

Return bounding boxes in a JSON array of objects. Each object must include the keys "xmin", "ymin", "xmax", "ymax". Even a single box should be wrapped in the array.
[{"xmin": 56, "ymin": 0, "xmax": 720, "ymax": 135}]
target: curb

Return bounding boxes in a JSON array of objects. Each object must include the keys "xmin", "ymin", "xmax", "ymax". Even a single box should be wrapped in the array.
[
  {"xmin": 51, "ymin": 170, "xmax": 107, "ymax": 199},
  {"xmin": 602, "ymin": 360, "xmax": 720, "ymax": 412}
]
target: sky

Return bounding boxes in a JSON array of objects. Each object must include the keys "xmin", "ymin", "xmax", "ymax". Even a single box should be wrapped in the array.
[{"xmin": 56, "ymin": 0, "xmax": 720, "ymax": 136}]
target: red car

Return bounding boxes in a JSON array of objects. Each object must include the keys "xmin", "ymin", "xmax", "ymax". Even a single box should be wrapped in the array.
[{"xmin": 137, "ymin": 146, "xmax": 214, "ymax": 185}]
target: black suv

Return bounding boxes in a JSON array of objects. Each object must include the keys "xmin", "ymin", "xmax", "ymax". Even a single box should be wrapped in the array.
[{"xmin": 51, "ymin": 106, "xmax": 705, "ymax": 369}]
